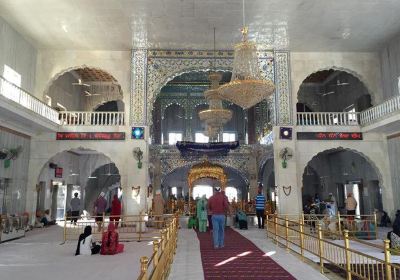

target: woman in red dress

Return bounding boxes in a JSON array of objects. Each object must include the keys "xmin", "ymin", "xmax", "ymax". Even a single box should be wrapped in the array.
[
  {"xmin": 110, "ymin": 195, "xmax": 121, "ymax": 227},
  {"xmin": 100, "ymin": 223, "xmax": 124, "ymax": 255}
]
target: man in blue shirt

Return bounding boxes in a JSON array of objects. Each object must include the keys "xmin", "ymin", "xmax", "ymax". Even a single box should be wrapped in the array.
[{"xmin": 255, "ymin": 188, "xmax": 266, "ymax": 229}]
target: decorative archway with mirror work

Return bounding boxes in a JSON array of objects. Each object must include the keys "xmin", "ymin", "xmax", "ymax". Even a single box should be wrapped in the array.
[
  {"xmin": 188, "ymin": 160, "xmax": 227, "ymax": 190},
  {"xmin": 187, "ymin": 160, "xmax": 227, "ymax": 214},
  {"xmin": 131, "ymin": 49, "xmax": 292, "ymax": 126}
]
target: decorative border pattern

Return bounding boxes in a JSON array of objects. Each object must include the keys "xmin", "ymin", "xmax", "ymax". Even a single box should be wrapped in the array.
[
  {"xmin": 131, "ymin": 49, "xmax": 291, "ymax": 126},
  {"xmin": 274, "ymin": 51, "xmax": 292, "ymax": 125}
]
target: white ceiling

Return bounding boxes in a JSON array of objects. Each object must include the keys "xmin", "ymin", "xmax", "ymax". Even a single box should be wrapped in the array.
[{"xmin": 1, "ymin": 0, "xmax": 400, "ymax": 51}]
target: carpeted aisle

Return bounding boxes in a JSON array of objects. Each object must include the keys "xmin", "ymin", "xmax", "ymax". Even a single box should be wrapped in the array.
[{"xmin": 196, "ymin": 228, "xmax": 296, "ymax": 279}]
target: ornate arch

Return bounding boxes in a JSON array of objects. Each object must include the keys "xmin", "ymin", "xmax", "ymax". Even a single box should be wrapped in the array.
[
  {"xmin": 300, "ymin": 147, "xmax": 384, "ymax": 188},
  {"xmin": 42, "ymin": 65, "xmax": 124, "ymax": 102},
  {"xmin": 296, "ymin": 66, "xmax": 376, "ymax": 106},
  {"xmin": 188, "ymin": 160, "xmax": 227, "ymax": 189},
  {"xmin": 131, "ymin": 50, "xmax": 291, "ymax": 125}
]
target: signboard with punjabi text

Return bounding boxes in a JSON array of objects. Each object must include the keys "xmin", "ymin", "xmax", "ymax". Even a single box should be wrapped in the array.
[
  {"xmin": 297, "ymin": 132, "xmax": 363, "ymax": 140},
  {"xmin": 56, "ymin": 132, "xmax": 125, "ymax": 140}
]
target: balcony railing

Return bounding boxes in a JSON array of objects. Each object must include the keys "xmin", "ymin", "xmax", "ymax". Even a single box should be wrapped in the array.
[
  {"xmin": 59, "ymin": 111, "xmax": 125, "ymax": 126},
  {"xmin": 0, "ymin": 76, "xmax": 59, "ymax": 124},
  {"xmin": 360, "ymin": 95, "xmax": 400, "ymax": 125},
  {"xmin": 296, "ymin": 112, "xmax": 359, "ymax": 126}
]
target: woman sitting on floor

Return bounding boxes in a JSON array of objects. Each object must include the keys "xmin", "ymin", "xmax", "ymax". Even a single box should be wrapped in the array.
[
  {"xmin": 75, "ymin": 226, "xmax": 101, "ymax": 255},
  {"xmin": 100, "ymin": 223, "xmax": 124, "ymax": 255}
]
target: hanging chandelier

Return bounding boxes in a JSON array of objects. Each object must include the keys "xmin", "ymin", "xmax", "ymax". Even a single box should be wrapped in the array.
[
  {"xmin": 199, "ymin": 72, "xmax": 233, "ymax": 140},
  {"xmin": 199, "ymin": 28, "xmax": 232, "ymax": 141},
  {"xmin": 217, "ymin": 1, "xmax": 275, "ymax": 109}
]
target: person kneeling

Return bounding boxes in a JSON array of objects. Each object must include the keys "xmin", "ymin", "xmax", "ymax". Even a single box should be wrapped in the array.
[
  {"xmin": 75, "ymin": 226, "xmax": 101, "ymax": 255},
  {"xmin": 101, "ymin": 223, "xmax": 124, "ymax": 255}
]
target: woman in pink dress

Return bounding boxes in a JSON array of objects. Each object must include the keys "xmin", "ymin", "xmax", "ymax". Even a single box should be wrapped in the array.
[{"xmin": 100, "ymin": 223, "xmax": 124, "ymax": 255}]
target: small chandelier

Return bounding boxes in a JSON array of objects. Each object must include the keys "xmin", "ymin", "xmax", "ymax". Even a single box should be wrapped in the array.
[
  {"xmin": 217, "ymin": 1, "xmax": 275, "ymax": 109},
  {"xmin": 199, "ymin": 72, "xmax": 233, "ymax": 140}
]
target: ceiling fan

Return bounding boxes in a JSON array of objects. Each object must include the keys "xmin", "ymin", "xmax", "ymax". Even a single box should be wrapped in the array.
[
  {"xmin": 329, "ymin": 79, "xmax": 349, "ymax": 86},
  {"xmin": 84, "ymin": 90, "xmax": 102, "ymax": 97},
  {"xmin": 72, "ymin": 79, "xmax": 91, "ymax": 87},
  {"xmin": 100, "ymin": 163, "xmax": 119, "ymax": 177},
  {"xmin": 321, "ymin": 91, "xmax": 335, "ymax": 97}
]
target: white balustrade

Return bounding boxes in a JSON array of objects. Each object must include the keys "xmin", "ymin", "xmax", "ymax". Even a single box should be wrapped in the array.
[
  {"xmin": 360, "ymin": 95, "xmax": 400, "ymax": 125},
  {"xmin": 59, "ymin": 111, "xmax": 125, "ymax": 126},
  {"xmin": 296, "ymin": 112, "xmax": 360, "ymax": 126},
  {"xmin": 0, "ymin": 76, "xmax": 59, "ymax": 124}
]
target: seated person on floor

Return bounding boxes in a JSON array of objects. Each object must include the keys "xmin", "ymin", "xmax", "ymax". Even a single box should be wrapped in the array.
[
  {"xmin": 388, "ymin": 210, "xmax": 400, "ymax": 252},
  {"xmin": 100, "ymin": 223, "xmax": 124, "ymax": 255},
  {"xmin": 75, "ymin": 226, "xmax": 101, "ymax": 255},
  {"xmin": 235, "ymin": 209, "xmax": 248, "ymax": 230},
  {"xmin": 379, "ymin": 210, "xmax": 391, "ymax": 227},
  {"xmin": 40, "ymin": 209, "xmax": 56, "ymax": 226}
]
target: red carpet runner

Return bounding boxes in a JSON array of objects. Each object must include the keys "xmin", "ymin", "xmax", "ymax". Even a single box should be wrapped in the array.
[{"xmin": 196, "ymin": 228, "xmax": 296, "ymax": 279}]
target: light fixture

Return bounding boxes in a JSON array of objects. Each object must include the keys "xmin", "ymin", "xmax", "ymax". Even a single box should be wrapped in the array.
[
  {"xmin": 217, "ymin": 0, "xmax": 275, "ymax": 109},
  {"xmin": 199, "ymin": 28, "xmax": 232, "ymax": 141}
]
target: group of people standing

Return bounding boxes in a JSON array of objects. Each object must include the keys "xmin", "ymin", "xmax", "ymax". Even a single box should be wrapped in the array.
[{"xmin": 194, "ymin": 186, "xmax": 267, "ymax": 249}]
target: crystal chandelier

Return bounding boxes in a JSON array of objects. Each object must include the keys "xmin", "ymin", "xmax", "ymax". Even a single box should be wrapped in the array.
[
  {"xmin": 199, "ymin": 72, "xmax": 233, "ymax": 140},
  {"xmin": 217, "ymin": 1, "xmax": 275, "ymax": 109}
]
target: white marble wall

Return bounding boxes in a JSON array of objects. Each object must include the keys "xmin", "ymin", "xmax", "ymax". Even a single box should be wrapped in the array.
[
  {"xmin": 0, "ymin": 16, "xmax": 37, "ymax": 93},
  {"xmin": 0, "ymin": 128, "xmax": 31, "ymax": 215},
  {"xmin": 26, "ymin": 126, "xmax": 150, "ymax": 219}
]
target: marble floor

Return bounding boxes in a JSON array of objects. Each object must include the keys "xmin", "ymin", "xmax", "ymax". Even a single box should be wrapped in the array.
[
  {"xmin": 169, "ymin": 227, "xmax": 329, "ymax": 280},
  {"xmin": 0, "ymin": 224, "xmax": 152, "ymax": 280}
]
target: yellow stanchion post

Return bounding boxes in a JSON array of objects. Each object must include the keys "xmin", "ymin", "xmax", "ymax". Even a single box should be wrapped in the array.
[
  {"xmin": 318, "ymin": 225, "xmax": 324, "ymax": 274},
  {"xmin": 299, "ymin": 217, "xmax": 305, "ymax": 260},
  {"xmin": 140, "ymin": 256, "xmax": 149, "ymax": 280},
  {"xmin": 161, "ymin": 229, "xmax": 167, "ymax": 251},
  {"xmin": 63, "ymin": 213, "xmax": 67, "ymax": 243},
  {"xmin": 153, "ymin": 239, "xmax": 160, "ymax": 267},
  {"xmin": 384, "ymin": 239, "xmax": 392, "ymax": 280},
  {"xmin": 138, "ymin": 212, "xmax": 143, "ymax": 242},
  {"xmin": 344, "ymin": 230, "xmax": 352, "ymax": 280},
  {"xmin": 274, "ymin": 214, "xmax": 278, "ymax": 243},
  {"xmin": 266, "ymin": 215, "xmax": 269, "ymax": 238},
  {"xmin": 374, "ymin": 212, "xmax": 379, "ymax": 240},
  {"xmin": 285, "ymin": 216, "xmax": 289, "ymax": 250}
]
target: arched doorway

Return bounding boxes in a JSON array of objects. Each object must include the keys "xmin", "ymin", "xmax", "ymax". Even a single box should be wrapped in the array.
[
  {"xmin": 302, "ymin": 148, "xmax": 383, "ymax": 215},
  {"xmin": 36, "ymin": 148, "xmax": 120, "ymax": 220},
  {"xmin": 297, "ymin": 69, "xmax": 372, "ymax": 113},
  {"xmin": 161, "ymin": 165, "xmax": 248, "ymax": 201},
  {"xmin": 43, "ymin": 67, "xmax": 124, "ymax": 112}
]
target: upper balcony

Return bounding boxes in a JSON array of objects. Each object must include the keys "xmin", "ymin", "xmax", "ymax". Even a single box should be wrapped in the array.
[
  {"xmin": 0, "ymin": 75, "xmax": 126, "ymax": 134},
  {"xmin": 360, "ymin": 95, "xmax": 400, "ymax": 134},
  {"xmin": 296, "ymin": 95, "xmax": 400, "ymax": 136},
  {"xmin": 0, "ymin": 76, "xmax": 60, "ymax": 132}
]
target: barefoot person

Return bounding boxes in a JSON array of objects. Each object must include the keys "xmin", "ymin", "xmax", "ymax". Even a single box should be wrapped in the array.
[{"xmin": 208, "ymin": 186, "xmax": 229, "ymax": 249}]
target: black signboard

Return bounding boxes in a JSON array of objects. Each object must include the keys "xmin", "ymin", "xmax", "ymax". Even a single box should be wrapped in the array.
[
  {"xmin": 56, "ymin": 132, "xmax": 125, "ymax": 140},
  {"xmin": 297, "ymin": 132, "xmax": 363, "ymax": 140}
]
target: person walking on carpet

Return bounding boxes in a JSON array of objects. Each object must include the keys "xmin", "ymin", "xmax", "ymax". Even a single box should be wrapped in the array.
[
  {"xmin": 197, "ymin": 195, "xmax": 208, "ymax": 232},
  {"xmin": 255, "ymin": 188, "xmax": 266, "ymax": 229},
  {"xmin": 208, "ymin": 186, "xmax": 229, "ymax": 249}
]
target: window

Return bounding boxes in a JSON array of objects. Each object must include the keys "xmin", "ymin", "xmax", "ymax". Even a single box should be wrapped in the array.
[
  {"xmin": 225, "ymin": 186, "xmax": 238, "ymax": 202},
  {"xmin": 2, "ymin": 65, "xmax": 21, "ymax": 102},
  {"xmin": 171, "ymin": 187, "xmax": 177, "ymax": 197},
  {"xmin": 168, "ymin": 132, "xmax": 182, "ymax": 145},
  {"xmin": 223, "ymin": 132, "xmax": 236, "ymax": 142},
  {"xmin": 195, "ymin": 132, "xmax": 209, "ymax": 143}
]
